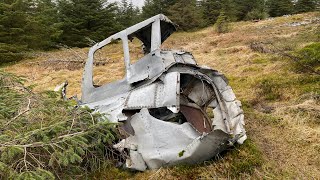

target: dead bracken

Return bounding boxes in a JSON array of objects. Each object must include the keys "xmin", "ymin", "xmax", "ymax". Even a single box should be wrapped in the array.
[{"xmin": 80, "ymin": 14, "xmax": 246, "ymax": 171}]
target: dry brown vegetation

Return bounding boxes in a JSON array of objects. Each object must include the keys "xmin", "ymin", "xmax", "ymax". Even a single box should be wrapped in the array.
[{"xmin": 3, "ymin": 12, "xmax": 320, "ymax": 179}]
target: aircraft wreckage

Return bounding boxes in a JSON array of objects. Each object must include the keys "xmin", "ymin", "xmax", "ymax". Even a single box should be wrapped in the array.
[{"xmin": 80, "ymin": 14, "xmax": 247, "ymax": 171}]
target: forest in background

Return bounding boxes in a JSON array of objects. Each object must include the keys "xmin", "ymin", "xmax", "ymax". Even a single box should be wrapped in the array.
[
  {"xmin": 1, "ymin": 12, "xmax": 319, "ymax": 179},
  {"xmin": 0, "ymin": 0, "xmax": 319, "ymax": 178},
  {"xmin": 0, "ymin": 0, "xmax": 319, "ymax": 65}
]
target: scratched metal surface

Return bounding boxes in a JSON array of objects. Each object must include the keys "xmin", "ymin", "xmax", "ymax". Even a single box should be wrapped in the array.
[{"xmin": 80, "ymin": 14, "xmax": 247, "ymax": 171}]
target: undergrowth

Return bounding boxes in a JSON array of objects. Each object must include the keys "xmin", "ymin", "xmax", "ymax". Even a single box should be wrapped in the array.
[
  {"xmin": 255, "ymin": 74, "xmax": 320, "ymax": 102},
  {"xmin": 292, "ymin": 42, "xmax": 320, "ymax": 74},
  {"xmin": 91, "ymin": 136, "xmax": 264, "ymax": 179},
  {"xmin": 0, "ymin": 71, "xmax": 121, "ymax": 179},
  {"xmin": 254, "ymin": 43, "xmax": 320, "ymax": 101}
]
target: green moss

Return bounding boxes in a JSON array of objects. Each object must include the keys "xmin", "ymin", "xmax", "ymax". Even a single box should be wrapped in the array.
[
  {"xmin": 258, "ymin": 112, "xmax": 283, "ymax": 125},
  {"xmin": 252, "ymin": 57, "xmax": 269, "ymax": 64},
  {"xmin": 292, "ymin": 42, "xmax": 320, "ymax": 73},
  {"xmin": 229, "ymin": 139, "xmax": 263, "ymax": 176},
  {"xmin": 178, "ymin": 150, "xmax": 186, "ymax": 157},
  {"xmin": 256, "ymin": 78, "xmax": 282, "ymax": 101},
  {"xmin": 255, "ymin": 73, "xmax": 320, "ymax": 102},
  {"xmin": 295, "ymin": 75, "xmax": 320, "ymax": 95}
]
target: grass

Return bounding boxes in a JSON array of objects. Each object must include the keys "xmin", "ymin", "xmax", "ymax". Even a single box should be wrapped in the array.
[
  {"xmin": 2, "ymin": 12, "xmax": 320, "ymax": 179},
  {"xmin": 91, "ymin": 138, "xmax": 264, "ymax": 179}
]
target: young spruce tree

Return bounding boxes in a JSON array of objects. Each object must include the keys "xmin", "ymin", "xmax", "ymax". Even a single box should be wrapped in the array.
[
  {"xmin": 295, "ymin": 0, "xmax": 317, "ymax": 13},
  {"xmin": 267, "ymin": 0, "xmax": 294, "ymax": 17},
  {"xmin": 168, "ymin": 0, "xmax": 204, "ymax": 31},
  {"xmin": 215, "ymin": 11, "xmax": 230, "ymax": 33}
]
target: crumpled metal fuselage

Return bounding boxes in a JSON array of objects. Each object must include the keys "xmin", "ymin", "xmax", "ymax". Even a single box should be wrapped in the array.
[{"xmin": 80, "ymin": 14, "xmax": 246, "ymax": 171}]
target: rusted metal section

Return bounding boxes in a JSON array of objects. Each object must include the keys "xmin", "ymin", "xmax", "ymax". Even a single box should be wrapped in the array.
[
  {"xmin": 80, "ymin": 14, "xmax": 247, "ymax": 171},
  {"xmin": 180, "ymin": 105, "xmax": 212, "ymax": 133}
]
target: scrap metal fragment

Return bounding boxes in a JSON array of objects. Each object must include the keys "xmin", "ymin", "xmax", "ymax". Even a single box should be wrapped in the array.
[{"xmin": 80, "ymin": 14, "xmax": 247, "ymax": 171}]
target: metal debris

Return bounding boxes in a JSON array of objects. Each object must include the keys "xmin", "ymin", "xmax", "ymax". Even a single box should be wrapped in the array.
[
  {"xmin": 80, "ymin": 14, "xmax": 247, "ymax": 171},
  {"xmin": 54, "ymin": 81, "xmax": 68, "ymax": 100}
]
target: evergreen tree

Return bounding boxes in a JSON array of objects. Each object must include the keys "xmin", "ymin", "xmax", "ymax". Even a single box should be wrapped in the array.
[
  {"xmin": 117, "ymin": 0, "xmax": 142, "ymax": 28},
  {"xmin": 245, "ymin": 8, "xmax": 268, "ymax": 20},
  {"xmin": 0, "ymin": 71, "xmax": 120, "ymax": 178},
  {"xmin": 222, "ymin": 0, "xmax": 238, "ymax": 21},
  {"xmin": 57, "ymin": 0, "xmax": 122, "ymax": 47},
  {"xmin": 201, "ymin": 0, "xmax": 237, "ymax": 25},
  {"xmin": 26, "ymin": 0, "xmax": 61, "ymax": 50},
  {"xmin": 168, "ymin": 0, "xmax": 204, "ymax": 30},
  {"xmin": 267, "ymin": 0, "xmax": 294, "ymax": 17},
  {"xmin": 141, "ymin": 0, "xmax": 177, "ymax": 19},
  {"xmin": 215, "ymin": 11, "xmax": 230, "ymax": 33},
  {"xmin": 0, "ymin": 0, "xmax": 59, "ymax": 64},
  {"xmin": 142, "ymin": 0, "xmax": 162, "ymax": 18},
  {"xmin": 295, "ymin": 0, "xmax": 317, "ymax": 13},
  {"xmin": 201, "ymin": 0, "xmax": 224, "ymax": 25},
  {"xmin": 0, "ymin": 0, "xmax": 28, "ymax": 64},
  {"xmin": 233, "ymin": 0, "xmax": 267, "ymax": 20}
]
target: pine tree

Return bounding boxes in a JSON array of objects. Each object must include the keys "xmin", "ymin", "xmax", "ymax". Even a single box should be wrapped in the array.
[
  {"xmin": 201, "ymin": 0, "xmax": 224, "ymax": 25},
  {"xmin": 0, "ymin": 71, "xmax": 121, "ymax": 179},
  {"xmin": 0, "ymin": 0, "xmax": 60, "ymax": 65},
  {"xmin": 167, "ymin": 0, "xmax": 204, "ymax": 30},
  {"xmin": 215, "ymin": 11, "xmax": 230, "ymax": 33},
  {"xmin": 295, "ymin": 0, "xmax": 317, "ymax": 13},
  {"xmin": 222, "ymin": 0, "xmax": 238, "ymax": 21},
  {"xmin": 57, "ymin": 0, "xmax": 122, "ymax": 47},
  {"xmin": 0, "ymin": 0, "xmax": 28, "ymax": 64},
  {"xmin": 117, "ymin": 0, "xmax": 142, "ymax": 28},
  {"xmin": 141, "ymin": 0, "xmax": 177, "ymax": 19},
  {"xmin": 200, "ymin": 0, "xmax": 238, "ymax": 26},
  {"xmin": 25, "ymin": 0, "xmax": 61, "ymax": 50},
  {"xmin": 267, "ymin": 0, "xmax": 294, "ymax": 17},
  {"xmin": 245, "ymin": 8, "xmax": 268, "ymax": 20},
  {"xmin": 142, "ymin": 0, "xmax": 162, "ymax": 18},
  {"xmin": 233, "ymin": 0, "xmax": 267, "ymax": 20}
]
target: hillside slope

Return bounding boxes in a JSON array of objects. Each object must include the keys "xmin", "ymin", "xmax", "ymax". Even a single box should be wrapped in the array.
[{"xmin": 3, "ymin": 12, "xmax": 320, "ymax": 179}]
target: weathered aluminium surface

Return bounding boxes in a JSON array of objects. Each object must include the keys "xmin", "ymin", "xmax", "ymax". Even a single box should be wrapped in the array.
[{"xmin": 80, "ymin": 14, "xmax": 247, "ymax": 171}]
